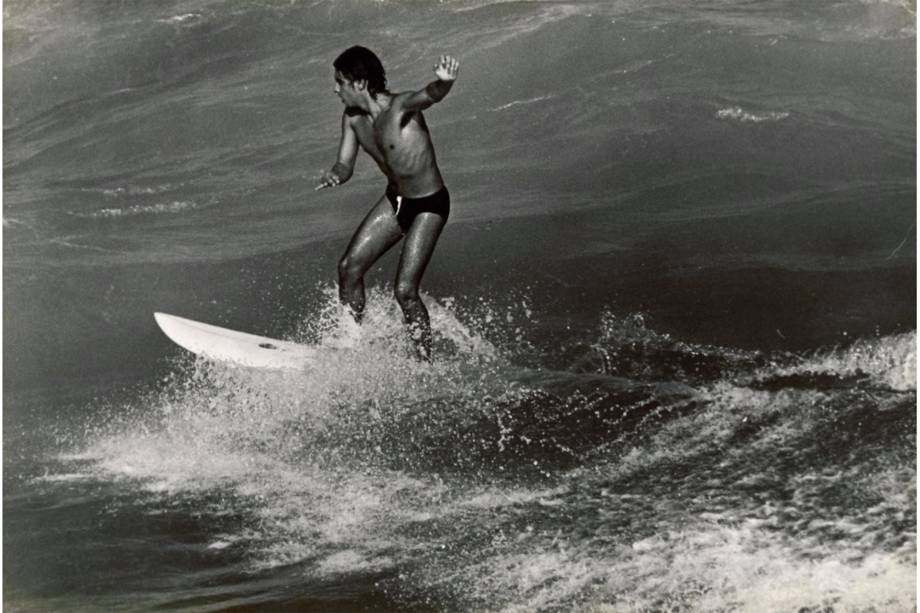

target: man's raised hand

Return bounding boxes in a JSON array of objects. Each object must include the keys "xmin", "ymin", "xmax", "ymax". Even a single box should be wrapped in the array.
[{"xmin": 434, "ymin": 55, "xmax": 460, "ymax": 82}]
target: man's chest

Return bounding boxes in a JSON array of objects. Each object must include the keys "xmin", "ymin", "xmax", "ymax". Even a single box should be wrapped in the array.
[{"xmin": 357, "ymin": 111, "xmax": 424, "ymax": 149}]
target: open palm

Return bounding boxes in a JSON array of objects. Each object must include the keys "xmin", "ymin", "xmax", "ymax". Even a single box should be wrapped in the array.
[{"xmin": 434, "ymin": 55, "xmax": 460, "ymax": 81}]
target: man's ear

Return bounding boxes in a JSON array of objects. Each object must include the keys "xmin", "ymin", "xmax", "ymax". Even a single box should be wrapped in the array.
[{"xmin": 354, "ymin": 79, "xmax": 368, "ymax": 91}]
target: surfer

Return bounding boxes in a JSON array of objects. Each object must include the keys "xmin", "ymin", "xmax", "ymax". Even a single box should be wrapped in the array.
[{"xmin": 316, "ymin": 46, "xmax": 459, "ymax": 361}]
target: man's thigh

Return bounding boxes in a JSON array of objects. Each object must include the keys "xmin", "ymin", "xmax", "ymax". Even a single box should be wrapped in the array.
[
  {"xmin": 342, "ymin": 195, "xmax": 404, "ymax": 267},
  {"xmin": 396, "ymin": 212, "xmax": 447, "ymax": 287}
]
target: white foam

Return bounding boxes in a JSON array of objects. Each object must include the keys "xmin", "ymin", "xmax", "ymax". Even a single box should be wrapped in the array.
[
  {"xmin": 491, "ymin": 95, "xmax": 555, "ymax": 112},
  {"xmin": 765, "ymin": 331, "xmax": 916, "ymax": 391},
  {"xmin": 717, "ymin": 106, "xmax": 790, "ymax": 123},
  {"xmin": 72, "ymin": 201, "xmax": 199, "ymax": 219},
  {"xmin": 32, "ymin": 472, "xmax": 95, "ymax": 483},
  {"xmin": 317, "ymin": 550, "xmax": 393, "ymax": 575},
  {"xmin": 156, "ymin": 13, "xmax": 203, "ymax": 25},
  {"xmin": 49, "ymin": 291, "xmax": 914, "ymax": 609},
  {"xmin": 56, "ymin": 287, "xmax": 529, "ymax": 570},
  {"xmin": 460, "ymin": 485, "xmax": 570, "ymax": 509},
  {"xmin": 2, "ymin": 217, "xmax": 41, "ymax": 238},
  {"xmin": 98, "ymin": 184, "xmax": 176, "ymax": 198},
  {"xmin": 427, "ymin": 522, "xmax": 916, "ymax": 611}
]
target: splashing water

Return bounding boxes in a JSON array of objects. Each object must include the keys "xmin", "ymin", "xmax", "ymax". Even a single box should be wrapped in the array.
[
  {"xmin": 62, "ymin": 290, "xmax": 539, "ymax": 575},
  {"xmin": 44, "ymin": 291, "xmax": 915, "ymax": 610}
]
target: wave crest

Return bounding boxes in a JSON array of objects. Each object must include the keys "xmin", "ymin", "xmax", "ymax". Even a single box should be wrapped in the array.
[{"xmin": 764, "ymin": 331, "xmax": 916, "ymax": 392}]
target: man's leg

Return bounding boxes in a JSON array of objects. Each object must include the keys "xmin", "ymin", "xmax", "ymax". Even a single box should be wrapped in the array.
[
  {"xmin": 338, "ymin": 195, "xmax": 403, "ymax": 322},
  {"xmin": 394, "ymin": 211, "xmax": 447, "ymax": 360}
]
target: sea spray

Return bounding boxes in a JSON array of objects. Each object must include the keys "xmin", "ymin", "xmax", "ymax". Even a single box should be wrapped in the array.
[
  {"xmin": 40, "ymin": 297, "xmax": 917, "ymax": 610},
  {"xmin": 60, "ymin": 289, "xmax": 540, "ymax": 566}
]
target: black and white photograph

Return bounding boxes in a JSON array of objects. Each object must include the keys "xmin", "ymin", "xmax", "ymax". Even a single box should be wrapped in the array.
[{"xmin": 3, "ymin": 0, "xmax": 916, "ymax": 610}]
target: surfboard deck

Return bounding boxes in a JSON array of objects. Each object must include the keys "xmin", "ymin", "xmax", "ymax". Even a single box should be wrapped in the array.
[{"xmin": 154, "ymin": 312, "xmax": 319, "ymax": 370}]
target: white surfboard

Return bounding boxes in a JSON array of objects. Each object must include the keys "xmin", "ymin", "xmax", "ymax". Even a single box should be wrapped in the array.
[{"xmin": 154, "ymin": 312, "xmax": 319, "ymax": 370}]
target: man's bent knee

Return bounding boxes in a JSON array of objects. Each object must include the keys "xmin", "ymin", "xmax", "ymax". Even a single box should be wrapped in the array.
[{"xmin": 338, "ymin": 255, "xmax": 364, "ymax": 284}]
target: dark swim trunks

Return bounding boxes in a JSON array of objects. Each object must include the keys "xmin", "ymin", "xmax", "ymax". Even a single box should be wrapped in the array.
[{"xmin": 386, "ymin": 185, "xmax": 450, "ymax": 232}]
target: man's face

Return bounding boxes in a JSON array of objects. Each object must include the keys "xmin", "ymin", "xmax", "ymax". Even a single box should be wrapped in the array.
[{"xmin": 334, "ymin": 71, "xmax": 360, "ymax": 106}]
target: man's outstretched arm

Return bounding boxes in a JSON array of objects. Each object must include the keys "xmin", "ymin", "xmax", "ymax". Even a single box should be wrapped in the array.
[
  {"xmin": 316, "ymin": 114, "xmax": 358, "ymax": 190},
  {"xmin": 402, "ymin": 55, "xmax": 460, "ymax": 112}
]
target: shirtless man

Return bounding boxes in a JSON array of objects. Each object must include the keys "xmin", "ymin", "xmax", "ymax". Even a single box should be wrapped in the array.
[{"xmin": 316, "ymin": 46, "xmax": 460, "ymax": 360}]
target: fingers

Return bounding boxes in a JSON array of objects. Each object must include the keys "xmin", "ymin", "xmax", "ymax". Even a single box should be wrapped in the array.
[
  {"xmin": 315, "ymin": 172, "xmax": 341, "ymax": 191},
  {"xmin": 441, "ymin": 55, "xmax": 459, "ymax": 74},
  {"xmin": 434, "ymin": 54, "xmax": 460, "ymax": 79}
]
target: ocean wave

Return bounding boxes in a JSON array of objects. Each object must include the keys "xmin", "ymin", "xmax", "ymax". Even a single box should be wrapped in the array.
[
  {"xmin": 588, "ymin": 311, "xmax": 764, "ymax": 384},
  {"xmin": 57, "ymin": 289, "xmax": 523, "ymax": 575},
  {"xmin": 35, "ymin": 287, "xmax": 917, "ymax": 610},
  {"xmin": 582, "ymin": 310, "xmax": 915, "ymax": 395},
  {"xmin": 762, "ymin": 331, "xmax": 916, "ymax": 392},
  {"xmin": 71, "ymin": 201, "xmax": 199, "ymax": 219},
  {"xmin": 446, "ymin": 2, "xmax": 590, "ymax": 49},
  {"xmin": 425, "ymin": 523, "xmax": 915, "ymax": 612},
  {"xmin": 716, "ymin": 106, "xmax": 790, "ymax": 123}
]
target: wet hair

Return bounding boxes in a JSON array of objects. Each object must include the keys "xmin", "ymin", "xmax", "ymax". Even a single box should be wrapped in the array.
[{"xmin": 334, "ymin": 46, "xmax": 387, "ymax": 96}]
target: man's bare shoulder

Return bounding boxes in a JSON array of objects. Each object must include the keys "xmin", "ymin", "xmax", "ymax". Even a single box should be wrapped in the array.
[{"xmin": 390, "ymin": 91, "xmax": 418, "ymax": 110}]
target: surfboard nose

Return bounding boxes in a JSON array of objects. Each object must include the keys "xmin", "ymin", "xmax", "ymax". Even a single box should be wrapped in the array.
[{"xmin": 153, "ymin": 312, "xmax": 318, "ymax": 370}]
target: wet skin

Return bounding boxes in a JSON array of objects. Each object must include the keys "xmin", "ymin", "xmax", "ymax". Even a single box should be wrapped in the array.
[{"xmin": 317, "ymin": 55, "xmax": 460, "ymax": 360}]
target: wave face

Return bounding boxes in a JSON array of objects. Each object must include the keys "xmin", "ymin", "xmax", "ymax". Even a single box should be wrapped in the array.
[
  {"xmin": 11, "ymin": 290, "xmax": 917, "ymax": 611},
  {"xmin": 3, "ymin": 0, "xmax": 915, "ymax": 267},
  {"xmin": 3, "ymin": 0, "xmax": 915, "ymax": 610}
]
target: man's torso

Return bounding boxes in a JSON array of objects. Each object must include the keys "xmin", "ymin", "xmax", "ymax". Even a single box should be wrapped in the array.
[{"xmin": 346, "ymin": 94, "xmax": 444, "ymax": 198}]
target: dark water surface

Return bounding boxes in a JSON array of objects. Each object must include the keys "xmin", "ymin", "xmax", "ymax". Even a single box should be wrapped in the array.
[{"xmin": 4, "ymin": 0, "xmax": 916, "ymax": 610}]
